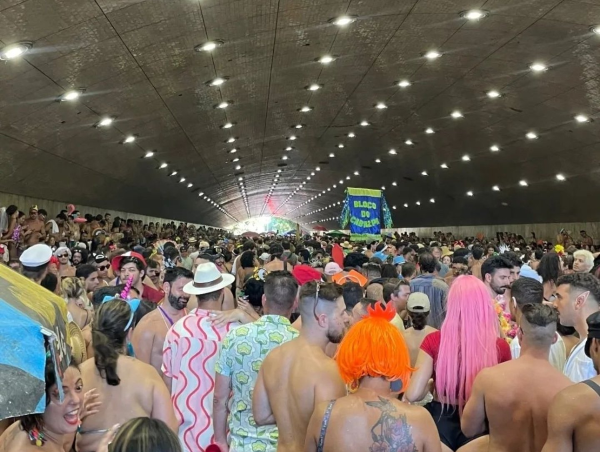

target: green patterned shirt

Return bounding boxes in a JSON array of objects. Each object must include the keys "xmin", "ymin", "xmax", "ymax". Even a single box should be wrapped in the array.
[{"xmin": 215, "ymin": 315, "xmax": 298, "ymax": 452}]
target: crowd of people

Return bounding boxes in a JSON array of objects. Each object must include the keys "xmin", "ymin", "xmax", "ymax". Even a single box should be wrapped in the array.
[{"xmin": 1, "ymin": 205, "xmax": 600, "ymax": 452}]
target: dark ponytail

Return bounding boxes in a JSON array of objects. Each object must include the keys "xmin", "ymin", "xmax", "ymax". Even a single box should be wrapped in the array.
[{"xmin": 92, "ymin": 299, "xmax": 131, "ymax": 386}]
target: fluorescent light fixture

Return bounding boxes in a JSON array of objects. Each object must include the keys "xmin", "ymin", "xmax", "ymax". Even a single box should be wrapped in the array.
[
  {"xmin": 216, "ymin": 101, "xmax": 229, "ymax": 109},
  {"xmin": 451, "ymin": 111, "xmax": 463, "ymax": 118},
  {"xmin": 144, "ymin": 151, "xmax": 154, "ymax": 158},
  {"xmin": 487, "ymin": 90, "xmax": 501, "ymax": 98},
  {"xmin": 227, "ymin": 137, "xmax": 236, "ymax": 143},
  {"xmin": 209, "ymin": 77, "xmax": 227, "ymax": 86},
  {"xmin": 0, "ymin": 42, "xmax": 32, "ymax": 60},
  {"xmin": 348, "ymin": 132, "xmax": 355, "ymax": 138},
  {"xmin": 421, "ymin": 171, "xmax": 428, "ymax": 176},
  {"xmin": 375, "ymin": 102, "xmax": 387, "ymax": 109},
  {"xmin": 462, "ymin": 155, "xmax": 471, "ymax": 161},
  {"xmin": 490, "ymin": 145, "xmax": 500, "ymax": 152},
  {"xmin": 300, "ymin": 106, "xmax": 312, "ymax": 112},
  {"xmin": 556, "ymin": 173, "xmax": 566, "ymax": 181},
  {"xmin": 467, "ymin": 191, "xmax": 473, "ymax": 196},
  {"xmin": 319, "ymin": 55, "xmax": 335, "ymax": 64},
  {"xmin": 98, "ymin": 117, "xmax": 113, "ymax": 127},
  {"xmin": 492, "ymin": 185, "xmax": 500, "ymax": 191},
  {"xmin": 526, "ymin": 132, "xmax": 538, "ymax": 140},
  {"xmin": 360, "ymin": 120, "xmax": 370, "ymax": 126},
  {"xmin": 307, "ymin": 84, "xmax": 321, "ymax": 91},
  {"xmin": 404, "ymin": 203, "xmax": 408, "ymax": 208},
  {"xmin": 389, "ymin": 149, "xmax": 397, "ymax": 155},
  {"xmin": 530, "ymin": 63, "xmax": 547, "ymax": 72},
  {"xmin": 288, "ymin": 135, "xmax": 297, "ymax": 140},
  {"xmin": 398, "ymin": 80, "xmax": 411, "ymax": 88},
  {"xmin": 60, "ymin": 90, "xmax": 82, "ymax": 101},
  {"xmin": 331, "ymin": 15, "xmax": 356, "ymax": 26},
  {"xmin": 424, "ymin": 50, "xmax": 441, "ymax": 60},
  {"xmin": 337, "ymin": 144, "xmax": 344, "ymax": 148},
  {"xmin": 159, "ymin": 163, "xmax": 167, "ymax": 168},
  {"xmin": 124, "ymin": 135, "xmax": 135, "ymax": 143},
  {"xmin": 329, "ymin": 153, "xmax": 335, "ymax": 158},
  {"xmin": 461, "ymin": 9, "xmax": 488, "ymax": 20},
  {"xmin": 430, "ymin": 198, "xmax": 435, "ymax": 203},
  {"xmin": 375, "ymin": 158, "xmax": 381, "ymax": 163},
  {"xmin": 519, "ymin": 180, "xmax": 528, "ymax": 187},
  {"xmin": 405, "ymin": 139, "xmax": 414, "ymax": 145},
  {"xmin": 222, "ymin": 122, "xmax": 234, "ymax": 129},
  {"xmin": 575, "ymin": 114, "xmax": 589, "ymax": 123},
  {"xmin": 440, "ymin": 163, "xmax": 448, "ymax": 169}
]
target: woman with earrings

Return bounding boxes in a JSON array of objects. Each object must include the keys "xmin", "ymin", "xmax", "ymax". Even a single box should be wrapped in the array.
[{"xmin": 77, "ymin": 298, "xmax": 177, "ymax": 452}]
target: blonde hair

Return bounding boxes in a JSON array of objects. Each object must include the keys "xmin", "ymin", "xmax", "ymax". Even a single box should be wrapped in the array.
[
  {"xmin": 574, "ymin": 250, "xmax": 594, "ymax": 272},
  {"xmin": 109, "ymin": 417, "xmax": 181, "ymax": 452},
  {"xmin": 62, "ymin": 277, "xmax": 89, "ymax": 307}
]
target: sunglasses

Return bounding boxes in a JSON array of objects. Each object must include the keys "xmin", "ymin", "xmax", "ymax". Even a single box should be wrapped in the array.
[
  {"xmin": 98, "ymin": 265, "xmax": 110, "ymax": 271},
  {"xmin": 59, "ymin": 254, "xmax": 69, "ymax": 258}
]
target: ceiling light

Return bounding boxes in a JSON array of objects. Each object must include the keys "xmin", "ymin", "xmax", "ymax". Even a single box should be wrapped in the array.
[
  {"xmin": 487, "ymin": 90, "xmax": 501, "ymax": 98},
  {"xmin": 389, "ymin": 149, "xmax": 397, "ymax": 155},
  {"xmin": 216, "ymin": 101, "xmax": 229, "ymax": 109},
  {"xmin": 222, "ymin": 122, "xmax": 234, "ymax": 129},
  {"xmin": 424, "ymin": 50, "xmax": 442, "ymax": 60},
  {"xmin": 354, "ymin": 171, "xmax": 359, "ymax": 175},
  {"xmin": 425, "ymin": 127, "xmax": 435, "ymax": 134},
  {"xmin": 556, "ymin": 173, "xmax": 566, "ymax": 181},
  {"xmin": 293, "ymin": 124, "xmax": 303, "ymax": 129},
  {"xmin": 490, "ymin": 145, "xmax": 500, "ymax": 152},
  {"xmin": 404, "ymin": 203, "xmax": 409, "ymax": 208},
  {"xmin": 238, "ymin": 177, "xmax": 243, "ymax": 180},
  {"xmin": 311, "ymin": 172, "xmax": 315, "ymax": 176},
  {"xmin": 337, "ymin": 144, "xmax": 344, "ymax": 148},
  {"xmin": 592, "ymin": 26, "xmax": 600, "ymax": 35},
  {"xmin": 60, "ymin": 90, "xmax": 82, "ymax": 101},
  {"xmin": 375, "ymin": 102, "xmax": 387, "ymax": 109},
  {"xmin": 235, "ymin": 165, "xmax": 242, "ymax": 170},
  {"xmin": 467, "ymin": 191, "xmax": 473, "ymax": 196},
  {"xmin": 227, "ymin": 137, "xmax": 236, "ymax": 143},
  {"xmin": 299, "ymin": 106, "xmax": 312, "ymax": 112},
  {"xmin": 198, "ymin": 192, "xmax": 204, "ymax": 196},
  {"xmin": 375, "ymin": 158, "xmax": 381, "ymax": 163},
  {"xmin": 421, "ymin": 171, "xmax": 428, "ymax": 176},
  {"xmin": 307, "ymin": 84, "xmax": 321, "ymax": 91},
  {"xmin": 360, "ymin": 120, "xmax": 370, "ymax": 126},
  {"xmin": 526, "ymin": 132, "xmax": 538, "ymax": 140},
  {"xmin": 430, "ymin": 198, "xmax": 435, "ymax": 203},
  {"xmin": 329, "ymin": 153, "xmax": 335, "ymax": 158},
  {"xmin": 529, "ymin": 63, "xmax": 547, "ymax": 72},
  {"xmin": 170, "ymin": 171, "xmax": 177, "ymax": 176},
  {"xmin": 316, "ymin": 166, "xmax": 320, "ymax": 171},
  {"xmin": 209, "ymin": 77, "xmax": 228, "ymax": 86},
  {"xmin": 462, "ymin": 155, "xmax": 471, "ymax": 161},
  {"xmin": 460, "ymin": 9, "xmax": 488, "ymax": 20},
  {"xmin": 398, "ymin": 80, "xmax": 411, "ymax": 88},
  {"xmin": 159, "ymin": 163, "xmax": 168, "ymax": 168},
  {"xmin": 392, "ymin": 182, "xmax": 397, "ymax": 186},
  {"xmin": 519, "ymin": 180, "xmax": 528, "ymax": 187},
  {"xmin": 492, "ymin": 185, "xmax": 500, "ymax": 191},
  {"xmin": 282, "ymin": 156, "xmax": 288, "ymax": 160},
  {"xmin": 381, "ymin": 186, "xmax": 385, "ymax": 190},
  {"xmin": 319, "ymin": 55, "xmax": 335, "ymax": 64},
  {"xmin": 405, "ymin": 139, "xmax": 414, "ymax": 145},
  {"xmin": 307, "ymin": 176, "xmax": 311, "ymax": 180},
  {"xmin": 288, "ymin": 135, "xmax": 297, "ymax": 141},
  {"xmin": 331, "ymin": 15, "xmax": 356, "ymax": 26},
  {"xmin": 187, "ymin": 183, "xmax": 193, "ymax": 188},
  {"xmin": 124, "ymin": 135, "xmax": 135, "ymax": 143},
  {"xmin": 392, "ymin": 205, "xmax": 397, "ymax": 210},
  {"xmin": 98, "ymin": 117, "xmax": 113, "ymax": 127},
  {"xmin": 229, "ymin": 148, "xmax": 237, "ymax": 153},
  {"xmin": 179, "ymin": 177, "xmax": 186, "ymax": 183},
  {"xmin": 451, "ymin": 111, "xmax": 463, "ymax": 118},
  {"xmin": 416, "ymin": 201, "xmax": 421, "ymax": 206},
  {"xmin": 0, "ymin": 42, "xmax": 32, "ymax": 60},
  {"xmin": 144, "ymin": 151, "xmax": 154, "ymax": 158},
  {"xmin": 277, "ymin": 169, "xmax": 282, "ymax": 173},
  {"xmin": 575, "ymin": 114, "xmax": 589, "ymax": 123},
  {"xmin": 196, "ymin": 41, "xmax": 220, "ymax": 52},
  {"xmin": 346, "ymin": 176, "xmax": 351, "ymax": 179},
  {"xmin": 348, "ymin": 132, "xmax": 355, "ymax": 138},
  {"xmin": 440, "ymin": 163, "xmax": 448, "ymax": 169},
  {"xmin": 232, "ymin": 157, "xmax": 239, "ymax": 162}
]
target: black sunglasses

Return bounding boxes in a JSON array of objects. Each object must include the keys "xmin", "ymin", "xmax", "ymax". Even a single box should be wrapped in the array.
[
  {"xmin": 59, "ymin": 254, "xmax": 69, "ymax": 258},
  {"xmin": 98, "ymin": 265, "xmax": 110, "ymax": 271}
]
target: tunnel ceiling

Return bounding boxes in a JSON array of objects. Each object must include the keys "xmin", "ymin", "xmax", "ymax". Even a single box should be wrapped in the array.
[{"xmin": 1, "ymin": 0, "xmax": 600, "ymax": 229}]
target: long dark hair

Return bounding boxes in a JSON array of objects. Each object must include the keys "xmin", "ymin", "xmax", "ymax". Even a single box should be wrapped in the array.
[
  {"xmin": 20, "ymin": 357, "xmax": 78, "ymax": 433},
  {"xmin": 92, "ymin": 299, "xmax": 131, "ymax": 386}
]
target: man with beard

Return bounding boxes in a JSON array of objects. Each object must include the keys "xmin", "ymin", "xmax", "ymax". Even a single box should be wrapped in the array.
[
  {"xmin": 553, "ymin": 273, "xmax": 600, "ymax": 382},
  {"xmin": 482, "ymin": 255, "xmax": 514, "ymax": 301},
  {"xmin": 253, "ymin": 281, "xmax": 348, "ymax": 452},
  {"xmin": 132, "ymin": 266, "xmax": 193, "ymax": 375},
  {"xmin": 542, "ymin": 311, "xmax": 600, "ymax": 452}
]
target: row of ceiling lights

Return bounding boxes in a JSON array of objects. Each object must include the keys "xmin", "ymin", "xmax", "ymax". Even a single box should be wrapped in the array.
[
  {"xmin": 260, "ymin": 173, "xmax": 281, "ymax": 216},
  {"xmin": 238, "ymin": 177, "xmax": 251, "ymax": 217}
]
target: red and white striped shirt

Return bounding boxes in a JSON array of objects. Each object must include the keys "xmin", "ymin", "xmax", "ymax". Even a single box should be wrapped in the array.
[{"xmin": 162, "ymin": 309, "xmax": 239, "ymax": 452}]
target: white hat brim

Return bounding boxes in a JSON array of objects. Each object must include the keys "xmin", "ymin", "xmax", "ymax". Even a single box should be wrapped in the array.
[{"xmin": 183, "ymin": 272, "xmax": 235, "ymax": 295}]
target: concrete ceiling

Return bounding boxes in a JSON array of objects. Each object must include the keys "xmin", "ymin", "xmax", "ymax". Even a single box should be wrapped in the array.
[{"xmin": 1, "ymin": 0, "xmax": 600, "ymax": 229}]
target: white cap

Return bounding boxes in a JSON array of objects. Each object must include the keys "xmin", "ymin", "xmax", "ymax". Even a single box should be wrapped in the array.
[
  {"xmin": 20, "ymin": 244, "xmax": 53, "ymax": 267},
  {"xmin": 259, "ymin": 252, "xmax": 270, "ymax": 261}
]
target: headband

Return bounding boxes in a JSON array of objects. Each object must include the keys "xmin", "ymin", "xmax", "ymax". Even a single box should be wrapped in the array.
[{"xmin": 101, "ymin": 296, "xmax": 141, "ymax": 331}]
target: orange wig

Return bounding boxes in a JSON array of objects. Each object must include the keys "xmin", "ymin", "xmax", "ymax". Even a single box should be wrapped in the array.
[{"xmin": 336, "ymin": 301, "xmax": 414, "ymax": 389}]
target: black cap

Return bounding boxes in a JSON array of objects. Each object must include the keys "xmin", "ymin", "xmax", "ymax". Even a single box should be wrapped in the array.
[{"xmin": 584, "ymin": 311, "xmax": 600, "ymax": 358}]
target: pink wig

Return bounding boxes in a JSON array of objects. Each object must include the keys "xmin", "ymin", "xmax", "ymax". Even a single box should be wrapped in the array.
[{"xmin": 435, "ymin": 275, "xmax": 500, "ymax": 412}]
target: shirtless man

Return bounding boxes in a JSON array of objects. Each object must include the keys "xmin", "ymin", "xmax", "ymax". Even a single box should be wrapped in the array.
[
  {"xmin": 187, "ymin": 253, "xmax": 234, "ymax": 311},
  {"xmin": 542, "ymin": 311, "xmax": 600, "ymax": 452},
  {"xmin": 253, "ymin": 281, "xmax": 348, "ymax": 452},
  {"xmin": 131, "ymin": 267, "xmax": 193, "ymax": 374},
  {"xmin": 22, "ymin": 205, "xmax": 46, "ymax": 246},
  {"xmin": 462, "ymin": 303, "xmax": 572, "ymax": 452}
]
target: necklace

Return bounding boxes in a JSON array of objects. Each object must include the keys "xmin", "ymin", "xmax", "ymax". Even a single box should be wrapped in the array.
[
  {"xmin": 158, "ymin": 305, "xmax": 186, "ymax": 327},
  {"xmin": 27, "ymin": 427, "xmax": 45, "ymax": 446}
]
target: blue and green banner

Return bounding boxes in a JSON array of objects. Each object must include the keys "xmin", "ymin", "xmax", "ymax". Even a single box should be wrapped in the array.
[{"xmin": 340, "ymin": 188, "xmax": 393, "ymax": 241}]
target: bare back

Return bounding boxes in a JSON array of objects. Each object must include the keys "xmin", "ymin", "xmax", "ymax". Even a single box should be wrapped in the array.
[
  {"xmin": 77, "ymin": 355, "xmax": 175, "ymax": 452},
  {"xmin": 261, "ymin": 337, "xmax": 345, "ymax": 452},
  {"xmin": 481, "ymin": 357, "xmax": 572, "ymax": 452},
  {"xmin": 306, "ymin": 393, "xmax": 441, "ymax": 452},
  {"xmin": 264, "ymin": 259, "xmax": 292, "ymax": 273},
  {"xmin": 131, "ymin": 308, "xmax": 170, "ymax": 375},
  {"xmin": 403, "ymin": 326, "xmax": 437, "ymax": 367}
]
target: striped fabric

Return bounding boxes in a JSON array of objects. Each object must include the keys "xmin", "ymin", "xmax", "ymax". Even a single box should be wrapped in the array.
[{"xmin": 162, "ymin": 309, "xmax": 240, "ymax": 452}]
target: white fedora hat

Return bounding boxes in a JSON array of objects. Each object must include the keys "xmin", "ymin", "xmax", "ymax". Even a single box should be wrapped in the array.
[{"xmin": 184, "ymin": 262, "xmax": 235, "ymax": 295}]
